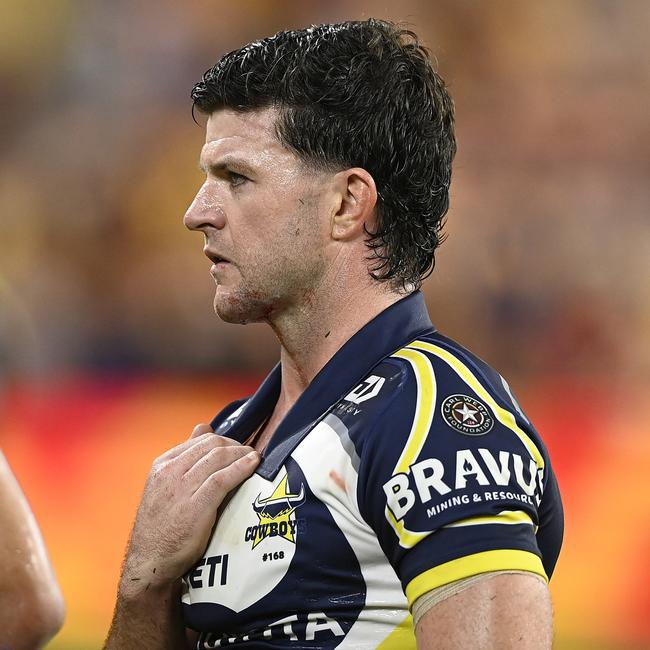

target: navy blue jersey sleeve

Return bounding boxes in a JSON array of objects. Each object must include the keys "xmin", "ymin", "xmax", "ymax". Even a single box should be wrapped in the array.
[{"xmin": 356, "ymin": 340, "xmax": 562, "ymax": 608}]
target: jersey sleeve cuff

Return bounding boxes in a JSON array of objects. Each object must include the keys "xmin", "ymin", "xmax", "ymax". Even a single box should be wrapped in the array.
[{"xmin": 404, "ymin": 549, "xmax": 548, "ymax": 609}]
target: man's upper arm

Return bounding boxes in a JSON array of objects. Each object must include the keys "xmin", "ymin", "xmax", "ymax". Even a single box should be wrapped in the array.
[{"xmin": 415, "ymin": 572, "xmax": 553, "ymax": 650}]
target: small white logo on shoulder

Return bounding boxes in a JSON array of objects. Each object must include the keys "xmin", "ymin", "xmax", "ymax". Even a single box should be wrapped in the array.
[{"xmin": 344, "ymin": 375, "xmax": 385, "ymax": 404}]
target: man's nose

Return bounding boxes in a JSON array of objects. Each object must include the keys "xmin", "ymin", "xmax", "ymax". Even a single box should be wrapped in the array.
[{"xmin": 183, "ymin": 183, "xmax": 227, "ymax": 231}]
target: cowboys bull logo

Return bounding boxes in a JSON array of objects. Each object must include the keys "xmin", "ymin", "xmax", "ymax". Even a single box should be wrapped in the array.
[{"xmin": 245, "ymin": 473, "xmax": 306, "ymax": 549}]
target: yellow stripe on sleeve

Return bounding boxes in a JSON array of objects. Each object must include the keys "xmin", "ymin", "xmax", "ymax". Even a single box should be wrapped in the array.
[
  {"xmin": 406, "ymin": 340, "xmax": 545, "ymax": 472},
  {"xmin": 391, "ymin": 348, "xmax": 437, "ymax": 474},
  {"xmin": 384, "ymin": 348, "xmax": 437, "ymax": 548},
  {"xmin": 405, "ymin": 549, "xmax": 548, "ymax": 607}
]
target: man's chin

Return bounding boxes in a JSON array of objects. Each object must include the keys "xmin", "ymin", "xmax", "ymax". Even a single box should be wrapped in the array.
[{"xmin": 213, "ymin": 289, "xmax": 270, "ymax": 325}]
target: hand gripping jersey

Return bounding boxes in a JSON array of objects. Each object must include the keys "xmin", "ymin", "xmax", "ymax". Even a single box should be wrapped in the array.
[{"xmin": 182, "ymin": 292, "xmax": 563, "ymax": 648}]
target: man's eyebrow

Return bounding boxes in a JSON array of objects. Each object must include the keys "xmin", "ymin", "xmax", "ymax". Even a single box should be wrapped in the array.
[{"xmin": 198, "ymin": 156, "xmax": 256, "ymax": 176}]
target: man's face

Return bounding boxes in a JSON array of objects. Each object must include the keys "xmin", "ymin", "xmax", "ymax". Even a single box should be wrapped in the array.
[{"xmin": 184, "ymin": 108, "xmax": 332, "ymax": 324}]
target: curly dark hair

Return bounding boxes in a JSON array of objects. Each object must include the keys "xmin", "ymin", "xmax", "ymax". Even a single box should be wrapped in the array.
[{"xmin": 191, "ymin": 19, "xmax": 456, "ymax": 290}]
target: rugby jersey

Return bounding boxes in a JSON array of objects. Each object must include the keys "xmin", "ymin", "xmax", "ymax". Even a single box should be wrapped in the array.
[{"xmin": 181, "ymin": 291, "xmax": 563, "ymax": 648}]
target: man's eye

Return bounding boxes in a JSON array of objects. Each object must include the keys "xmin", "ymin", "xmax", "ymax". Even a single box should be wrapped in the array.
[{"xmin": 228, "ymin": 171, "xmax": 248, "ymax": 187}]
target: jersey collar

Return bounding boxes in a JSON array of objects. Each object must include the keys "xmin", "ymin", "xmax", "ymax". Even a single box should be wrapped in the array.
[{"xmin": 215, "ymin": 290, "xmax": 434, "ymax": 480}]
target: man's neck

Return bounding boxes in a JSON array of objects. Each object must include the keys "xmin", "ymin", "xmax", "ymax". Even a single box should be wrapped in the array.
[{"xmin": 266, "ymin": 281, "xmax": 403, "ymax": 414}]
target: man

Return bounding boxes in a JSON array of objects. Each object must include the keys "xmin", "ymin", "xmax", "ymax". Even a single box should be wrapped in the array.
[
  {"xmin": 0, "ymin": 451, "xmax": 65, "ymax": 648},
  {"xmin": 105, "ymin": 19, "xmax": 563, "ymax": 649}
]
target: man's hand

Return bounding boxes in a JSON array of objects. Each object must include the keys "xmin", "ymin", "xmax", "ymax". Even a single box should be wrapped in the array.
[
  {"xmin": 104, "ymin": 425, "xmax": 260, "ymax": 649},
  {"xmin": 121, "ymin": 424, "xmax": 260, "ymax": 597}
]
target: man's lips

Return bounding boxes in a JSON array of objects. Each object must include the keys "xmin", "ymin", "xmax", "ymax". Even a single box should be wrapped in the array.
[{"xmin": 203, "ymin": 248, "xmax": 232, "ymax": 265}]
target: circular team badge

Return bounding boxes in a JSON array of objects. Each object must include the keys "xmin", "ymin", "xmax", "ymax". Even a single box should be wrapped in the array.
[{"xmin": 441, "ymin": 394, "xmax": 494, "ymax": 435}]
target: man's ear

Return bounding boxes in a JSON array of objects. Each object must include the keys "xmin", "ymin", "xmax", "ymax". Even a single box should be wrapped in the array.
[{"xmin": 330, "ymin": 168, "xmax": 377, "ymax": 241}]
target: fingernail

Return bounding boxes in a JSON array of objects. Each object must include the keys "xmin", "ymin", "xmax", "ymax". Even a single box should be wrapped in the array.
[{"xmin": 247, "ymin": 451, "xmax": 259, "ymax": 461}]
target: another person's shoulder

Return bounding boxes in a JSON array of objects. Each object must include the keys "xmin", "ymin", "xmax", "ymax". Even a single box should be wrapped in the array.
[{"xmin": 0, "ymin": 451, "xmax": 65, "ymax": 647}]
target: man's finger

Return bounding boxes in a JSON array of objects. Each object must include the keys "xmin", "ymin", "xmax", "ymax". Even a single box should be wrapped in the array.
[
  {"xmin": 190, "ymin": 423, "xmax": 213, "ymax": 439},
  {"xmin": 192, "ymin": 450, "xmax": 261, "ymax": 504},
  {"xmin": 155, "ymin": 431, "xmax": 214, "ymax": 464},
  {"xmin": 153, "ymin": 424, "xmax": 214, "ymax": 465},
  {"xmin": 173, "ymin": 434, "xmax": 242, "ymax": 474},
  {"xmin": 182, "ymin": 444, "xmax": 255, "ymax": 490}
]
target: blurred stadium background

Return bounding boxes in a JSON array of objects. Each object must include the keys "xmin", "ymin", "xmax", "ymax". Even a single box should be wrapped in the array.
[{"xmin": 1, "ymin": 1, "xmax": 648, "ymax": 648}]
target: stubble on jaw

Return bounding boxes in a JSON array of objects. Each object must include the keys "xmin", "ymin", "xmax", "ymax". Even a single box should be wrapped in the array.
[
  {"xmin": 214, "ymin": 285, "xmax": 276, "ymax": 324},
  {"xmin": 212, "ymin": 191, "xmax": 327, "ymax": 326}
]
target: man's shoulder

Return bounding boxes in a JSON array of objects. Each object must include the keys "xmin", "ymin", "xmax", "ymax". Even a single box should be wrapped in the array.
[
  {"xmin": 397, "ymin": 332, "xmax": 532, "ymax": 422},
  {"xmin": 332, "ymin": 332, "xmax": 548, "ymax": 496},
  {"xmin": 341, "ymin": 334, "xmax": 562, "ymax": 584},
  {"xmin": 332, "ymin": 331, "xmax": 533, "ymax": 442}
]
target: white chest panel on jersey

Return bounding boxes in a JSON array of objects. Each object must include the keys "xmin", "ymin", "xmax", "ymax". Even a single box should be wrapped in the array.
[{"xmin": 182, "ymin": 418, "xmax": 413, "ymax": 648}]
